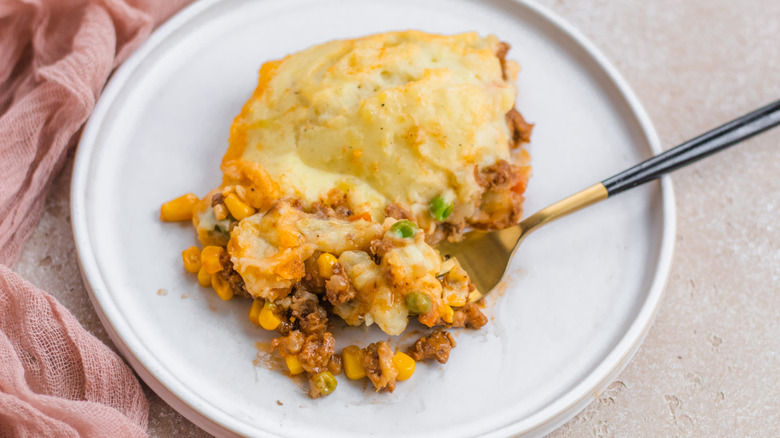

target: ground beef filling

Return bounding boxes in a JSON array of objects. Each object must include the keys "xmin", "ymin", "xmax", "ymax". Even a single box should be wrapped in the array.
[
  {"xmin": 290, "ymin": 288, "xmax": 329, "ymax": 335},
  {"xmin": 272, "ymin": 330, "xmax": 305, "ymax": 356},
  {"xmin": 362, "ymin": 341, "xmax": 398, "ymax": 392},
  {"xmin": 451, "ymin": 303, "xmax": 488, "ymax": 329},
  {"xmin": 408, "ymin": 329, "xmax": 456, "ymax": 364},
  {"xmin": 384, "ymin": 203, "xmax": 413, "ymax": 221},
  {"xmin": 221, "ymin": 185, "xmax": 492, "ymax": 397},
  {"xmin": 475, "ymin": 159, "xmax": 516, "ymax": 190},
  {"xmin": 211, "ymin": 193, "xmax": 225, "ymax": 207},
  {"xmin": 299, "ymin": 332, "xmax": 336, "ymax": 374},
  {"xmin": 324, "ymin": 263, "xmax": 357, "ymax": 304},
  {"xmin": 217, "ymin": 251, "xmax": 249, "ymax": 298},
  {"xmin": 309, "ymin": 188, "xmax": 359, "ymax": 220},
  {"xmin": 506, "ymin": 107, "xmax": 534, "ymax": 148},
  {"xmin": 469, "ymin": 159, "xmax": 527, "ymax": 230},
  {"xmin": 496, "ymin": 41, "xmax": 510, "ymax": 80}
]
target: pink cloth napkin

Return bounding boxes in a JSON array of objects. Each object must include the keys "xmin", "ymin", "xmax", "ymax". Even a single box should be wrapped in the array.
[{"xmin": 1, "ymin": 0, "xmax": 193, "ymax": 435}]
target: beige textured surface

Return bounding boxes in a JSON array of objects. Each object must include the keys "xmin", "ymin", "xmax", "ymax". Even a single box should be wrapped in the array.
[{"xmin": 12, "ymin": 0, "xmax": 780, "ymax": 436}]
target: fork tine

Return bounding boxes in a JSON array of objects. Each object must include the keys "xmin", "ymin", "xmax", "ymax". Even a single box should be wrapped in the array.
[{"xmin": 437, "ymin": 226, "xmax": 523, "ymax": 302}]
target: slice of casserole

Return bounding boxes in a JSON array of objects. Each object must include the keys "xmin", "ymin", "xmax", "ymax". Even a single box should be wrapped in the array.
[{"xmin": 162, "ymin": 30, "xmax": 533, "ymax": 398}]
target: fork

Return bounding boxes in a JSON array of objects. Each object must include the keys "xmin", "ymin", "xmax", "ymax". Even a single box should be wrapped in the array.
[{"xmin": 437, "ymin": 99, "xmax": 780, "ymax": 303}]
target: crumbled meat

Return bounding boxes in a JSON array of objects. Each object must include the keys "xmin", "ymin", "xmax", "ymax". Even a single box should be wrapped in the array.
[
  {"xmin": 325, "ymin": 263, "xmax": 357, "ymax": 304},
  {"xmin": 506, "ymin": 107, "xmax": 534, "ymax": 148},
  {"xmin": 369, "ymin": 237, "xmax": 395, "ymax": 261},
  {"xmin": 275, "ymin": 319, "xmax": 293, "ymax": 336},
  {"xmin": 310, "ymin": 188, "xmax": 353, "ymax": 219},
  {"xmin": 496, "ymin": 41, "xmax": 510, "ymax": 80},
  {"xmin": 328, "ymin": 353, "xmax": 342, "ymax": 375},
  {"xmin": 428, "ymin": 219, "xmax": 466, "ymax": 245},
  {"xmin": 470, "ymin": 189, "xmax": 524, "ymax": 230},
  {"xmin": 407, "ymin": 329, "xmax": 456, "ymax": 364},
  {"xmin": 299, "ymin": 332, "xmax": 336, "ymax": 374},
  {"xmin": 300, "ymin": 257, "xmax": 326, "ymax": 293},
  {"xmin": 470, "ymin": 159, "xmax": 527, "ymax": 229},
  {"xmin": 211, "ymin": 193, "xmax": 225, "ymax": 207},
  {"xmin": 271, "ymin": 330, "xmax": 305, "ymax": 356},
  {"xmin": 362, "ymin": 341, "xmax": 398, "ymax": 392},
  {"xmin": 475, "ymin": 160, "xmax": 517, "ymax": 190},
  {"xmin": 218, "ymin": 251, "xmax": 250, "ymax": 298},
  {"xmin": 495, "ymin": 42, "xmax": 535, "ymax": 147},
  {"xmin": 310, "ymin": 201, "xmax": 351, "ymax": 220},
  {"xmin": 290, "ymin": 288, "xmax": 329, "ymax": 335},
  {"xmin": 384, "ymin": 203, "xmax": 413, "ymax": 220},
  {"xmin": 451, "ymin": 303, "xmax": 488, "ymax": 329}
]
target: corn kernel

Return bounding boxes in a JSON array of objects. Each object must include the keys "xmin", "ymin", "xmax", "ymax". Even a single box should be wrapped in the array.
[
  {"xmin": 160, "ymin": 193, "xmax": 199, "ymax": 222},
  {"xmin": 234, "ymin": 185, "xmax": 248, "ymax": 203},
  {"xmin": 248, "ymin": 299, "xmax": 263, "ymax": 325},
  {"xmin": 224, "ymin": 193, "xmax": 256, "ymax": 221},
  {"xmin": 392, "ymin": 352, "xmax": 416, "ymax": 381},
  {"xmin": 211, "ymin": 274, "xmax": 233, "ymax": 301},
  {"xmin": 258, "ymin": 301, "xmax": 281, "ymax": 330},
  {"xmin": 201, "ymin": 246, "xmax": 225, "ymax": 275},
  {"xmin": 342, "ymin": 345, "xmax": 366, "ymax": 380},
  {"xmin": 441, "ymin": 304, "xmax": 454, "ymax": 324},
  {"xmin": 181, "ymin": 247, "xmax": 202, "ymax": 273},
  {"xmin": 213, "ymin": 203, "xmax": 228, "ymax": 221},
  {"xmin": 197, "ymin": 267, "xmax": 212, "ymax": 287},
  {"xmin": 285, "ymin": 355, "xmax": 304, "ymax": 375},
  {"xmin": 317, "ymin": 253, "xmax": 338, "ymax": 279}
]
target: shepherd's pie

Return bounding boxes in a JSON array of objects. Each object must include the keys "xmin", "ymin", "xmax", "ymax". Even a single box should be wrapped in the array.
[{"xmin": 161, "ymin": 30, "xmax": 533, "ymax": 398}]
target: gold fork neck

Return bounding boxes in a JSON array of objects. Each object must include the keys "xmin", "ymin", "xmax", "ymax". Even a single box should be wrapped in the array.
[{"xmin": 518, "ymin": 183, "xmax": 609, "ymax": 239}]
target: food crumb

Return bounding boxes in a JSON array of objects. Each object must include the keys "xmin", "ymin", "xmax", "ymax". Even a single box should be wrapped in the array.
[
  {"xmin": 156, "ymin": 289, "xmax": 168, "ymax": 296},
  {"xmin": 181, "ymin": 293, "xmax": 190, "ymax": 299},
  {"xmin": 276, "ymin": 400, "xmax": 283, "ymax": 406}
]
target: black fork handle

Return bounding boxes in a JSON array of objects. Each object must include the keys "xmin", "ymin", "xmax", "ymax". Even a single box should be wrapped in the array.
[{"xmin": 603, "ymin": 99, "xmax": 780, "ymax": 196}]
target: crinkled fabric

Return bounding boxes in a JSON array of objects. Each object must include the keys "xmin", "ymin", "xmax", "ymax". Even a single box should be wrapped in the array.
[{"xmin": 0, "ymin": 0, "xmax": 193, "ymax": 436}]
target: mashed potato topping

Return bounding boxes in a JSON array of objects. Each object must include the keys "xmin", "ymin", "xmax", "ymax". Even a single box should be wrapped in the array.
[
  {"xmin": 223, "ymin": 30, "xmax": 525, "ymax": 232},
  {"xmin": 162, "ymin": 31, "xmax": 533, "ymax": 398}
]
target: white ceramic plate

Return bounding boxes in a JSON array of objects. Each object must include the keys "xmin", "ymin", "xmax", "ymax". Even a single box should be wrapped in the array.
[{"xmin": 72, "ymin": 0, "xmax": 675, "ymax": 436}]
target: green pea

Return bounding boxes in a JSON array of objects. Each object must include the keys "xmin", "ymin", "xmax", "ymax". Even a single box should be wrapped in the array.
[
  {"xmin": 312, "ymin": 371, "xmax": 337, "ymax": 396},
  {"xmin": 429, "ymin": 195, "xmax": 454, "ymax": 221},
  {"xmin": 390, "ymin": 219, "xmax": 418, "ymax": 238},
  {"xmin": 405, "ymin": 291, "xmax": 432, "ymax": 314}
]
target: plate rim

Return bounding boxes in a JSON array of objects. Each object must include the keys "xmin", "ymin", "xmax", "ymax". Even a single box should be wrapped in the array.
[{"xmin": 70, "ymin": 0, "xmax": 677, "ymax": 436}]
